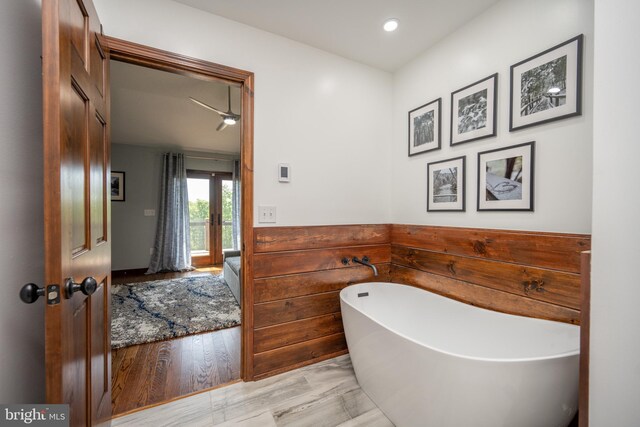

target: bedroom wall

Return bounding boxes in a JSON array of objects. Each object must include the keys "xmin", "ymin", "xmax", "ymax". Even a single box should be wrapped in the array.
[
  {"xmin": 111, "ymin": 143, "xmax": 237, "ymax": 270},
  {"xmin": 94, "ymin": 0, "xmax": 393, "ymax": 228},
  {"xmin": 0, "ymin": 0, "xmax": 45, "ymax": 403},
  {"xmin": 391, "ymin": 0, "xmax": 594, "ymax": 234}
]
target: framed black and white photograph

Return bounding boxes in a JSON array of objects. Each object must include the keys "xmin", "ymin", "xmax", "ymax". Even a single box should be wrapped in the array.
[
  {"xmin": 111, "ymin": 171, "xmax": 125, "ymax": 202},
  {"xmin": 427, "ymin": 156, "xmax": 465, "ymax": 212},
  {"xmin": 408, "ymin": 98, "xmax": 441, "ymax": 156},
  {"xmin": 450, "ymin": 73, "xmax": 497, "ymax": 146},
  {"xmin": 477, "ymin": 141, "xmax": 534, "ymax": 211},
  {"xmin": 510, "ymin": 34, "xmax": 583, "ymax": 131}
]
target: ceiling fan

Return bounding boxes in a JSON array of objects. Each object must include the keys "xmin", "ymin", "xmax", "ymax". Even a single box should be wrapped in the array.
[{"xmin": 189, "ymin": 86, "xmax": 240, "ymax": 131}]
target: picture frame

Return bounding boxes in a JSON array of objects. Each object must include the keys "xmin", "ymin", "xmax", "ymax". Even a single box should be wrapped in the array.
[
  {"xmin": 510, "ymin": 34, "xmax": 583, "ymax": 131},
  {"xmin": 111, "ymin": 171, "xmax": 125, "ymax": 202},
  {"xmin": 450, "ymin": 73, "xmax": 498, "ymax": 146},
  {"xmin": 408, "ymin": 98, "xmax": 441, "ymax": 156},
  {"xmin": 427, "ymin": 156, "xmax": 465, "ymax": 212},
  {"xmin": 477, "ymin": 141, "xmax": 535, "ymax": 211}
]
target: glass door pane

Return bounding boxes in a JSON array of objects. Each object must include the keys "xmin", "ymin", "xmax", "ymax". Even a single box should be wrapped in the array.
[
  {"xmin": 221, "ymin": 179, "xmax": 234, "ymax": 251},
  {"xmin": 187, "ymin": 177, "xmax": 210, "ymax": 255}
]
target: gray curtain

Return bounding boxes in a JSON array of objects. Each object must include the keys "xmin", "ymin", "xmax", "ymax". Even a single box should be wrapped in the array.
[
  {"xmin": 231, "ymin": 159, "xmax": 241, "ymax": 251},
  {"xmin": 147, "ymin": 153, "xmax": 192, "ymax": 273}
]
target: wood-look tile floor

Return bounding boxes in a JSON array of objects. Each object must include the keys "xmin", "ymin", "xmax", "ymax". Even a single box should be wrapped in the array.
[
  {"xmin": 112, "ymin": 355, "xmax": 394, "ymax": 427},
  {"xmin": 111, "ymin": 267, "xmax": 239, "ymax": 416}
]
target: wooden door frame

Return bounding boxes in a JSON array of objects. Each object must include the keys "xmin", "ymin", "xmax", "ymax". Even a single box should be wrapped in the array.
[{"xmin": 102, "ymin": 36, "xmax": 255, "ymax": 381}]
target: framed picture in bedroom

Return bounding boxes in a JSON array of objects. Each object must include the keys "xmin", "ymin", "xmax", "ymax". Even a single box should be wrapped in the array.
[
  {"xmin": 510, "ymin": 34, "xmax": 583, "ymax": 131},
  {"xmin": 477, "ymin": 141, "xmax": 535, "ymax": 211},
  {"xmin": 450, "ymin": 73, "xmax": 498, "ymax": 146},
  {"xmin": 408, "ymin": 98, "xmax": 441, "ymax": 156},
  {"xmin": 111, "ymin": 171, "xmax": 125, "ymax": 202},
  {"xmin": 427, "ymin": 156, "xmax": 465, "ymax": 212}
]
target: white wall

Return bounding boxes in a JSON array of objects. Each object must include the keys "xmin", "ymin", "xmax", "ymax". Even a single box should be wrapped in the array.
[
  {"xmin": 0, "ymin": 0, "xmax": 45, "ymax": 403},
  {"xmin": 94, "ymin": 0, "xmax": 393, "ymax": 227},
  {"xmin": 392, "ymin": 0, "xmax": 593, "ymax": 233},
  {"xmin": 590, "ymin": 0, "xmax": 640, "ymax": 424},
  {"xmin": 111, "ymin": 143, "xmax": 236, "ymax": 270}
]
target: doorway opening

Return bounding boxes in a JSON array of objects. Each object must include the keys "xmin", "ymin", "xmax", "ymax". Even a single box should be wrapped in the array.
[{"xmin": 105, "ymin": 37, "xmax": 254, "ymax": 416}]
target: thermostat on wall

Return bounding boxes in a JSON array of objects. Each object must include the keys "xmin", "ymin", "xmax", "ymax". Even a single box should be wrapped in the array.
[{"xmin": 278, "ymin": 163, "xmax": 291, "ymax": 182}]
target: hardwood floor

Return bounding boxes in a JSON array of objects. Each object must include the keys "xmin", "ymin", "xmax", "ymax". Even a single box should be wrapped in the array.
[
  {"xmin": 112, "ymin": 327, "xmax": 241, "ymax": 416},
  {"xmin": 111, "ymin": 266, "xmax": 239, "ymax": 416}
]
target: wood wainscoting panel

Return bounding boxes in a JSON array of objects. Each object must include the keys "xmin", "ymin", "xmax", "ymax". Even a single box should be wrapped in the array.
[
  {"xmin": 392, "ymin": 246, "xmax": 581, "ymax": 309},
  {"xmin": 254, "ymin": 313, "xmax": 344, "ymax": 353},
  {"xmin": 392, "ymin": 224, "xmax": 590, "ymax": 273},
  {"xmin": 253, "ymin": 333, "xmax": 347, "ymax": 377},
  {"xmin": 253, "ymin": 244, "xmax": 390, "ymax": 278},
  {"xmin": 391, "ymin": 265, "xmax": 580, "ymax": 324},
  {"xmin": 254, "ymin": 224, "xmax": 390, "ymax": 253},
  {"xmin": 390, "ymin": 225, "xmax": 590, "ymax": 325},
  {"xmin": 249, "ymin": 225, "xmax": 390, "ymax": 379},
  {"xmin": 254, "ymin": 264, "xmax": 391, "ymax": 303}
]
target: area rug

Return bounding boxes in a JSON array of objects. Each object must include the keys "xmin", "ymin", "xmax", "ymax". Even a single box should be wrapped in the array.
[{"xmin": 111, "ymin": 274, "xmax": 241, "ymax": 349}]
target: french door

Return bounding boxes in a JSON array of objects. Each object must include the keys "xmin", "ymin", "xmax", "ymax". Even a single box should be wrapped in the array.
[{"xmin": 187, "ymin": 171, "xmax": 234, "ymax": 266}]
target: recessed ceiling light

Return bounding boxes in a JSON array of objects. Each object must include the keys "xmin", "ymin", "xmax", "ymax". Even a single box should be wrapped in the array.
[{"xmin": 383, "ymin": 18, "xmax": 399, "ymax": 32}]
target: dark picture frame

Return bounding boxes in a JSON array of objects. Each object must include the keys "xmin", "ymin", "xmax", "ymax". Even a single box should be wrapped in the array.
[
  {"xmin": 450, "ymin": 73, "xmax": 498, "ymax": 146},
  {"xmin": 408, "ymin": 98, "xmax": 441, "ymax": 156},
  {"xmin": 111, "ymin": 171, "xmax": 125, "ymax": 202},
  {"xmin": 427, "ymin": 156, "xmax": 466, "ymax": 212},
  {"xmin": 510, "ymin": 34, "xmax": 583, "ymax": 131},
  {"xmin": 477, "ymin": 141, "xmax": 535, "ymax": 211}
]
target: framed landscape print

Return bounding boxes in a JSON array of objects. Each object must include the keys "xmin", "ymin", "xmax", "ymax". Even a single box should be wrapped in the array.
[
  {"xmin": 510, "ymin": 34, "xmax": 583, "ymax": 131},
  {"xmin": 427, "ymin": 156, "xmax": 465, "ymax": 212},
  {"xmin": 450, "ymin": 73, "xmax": 497, "ymax": 146},
  {"xmin": 477, "ymin": 141, "xmax": 534, "ymax": 211},
  {"xmin": 408, "ymin": 98, "xmax": 441, "ymax": 156},
  {"xmin": 111, "ymin": 171, "xmax": 125, "ymax": 202}
]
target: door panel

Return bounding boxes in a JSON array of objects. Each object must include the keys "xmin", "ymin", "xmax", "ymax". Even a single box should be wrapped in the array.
[{"xmin": 43, "ymin": 0, "xmax": 111, "ymax": 425}]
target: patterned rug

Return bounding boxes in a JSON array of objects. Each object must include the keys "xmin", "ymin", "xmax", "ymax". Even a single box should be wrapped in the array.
[{"xmin": 111, "ymin": 274, "xmax": 241, "ymax": 349}]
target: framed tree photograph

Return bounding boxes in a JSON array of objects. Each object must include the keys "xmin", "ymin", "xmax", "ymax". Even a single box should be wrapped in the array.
[
  {"xmin": 450, "ymin": 73, "xmax": 498, "ymax": 146},
  {"xmin": 477, "ymin": 141, "xmax": 534, "ymax": 211},
  {"xmin": 408, "ymin": 98, "xmax": 441, "ymax": 156},
  {"xmin": 111, "ymin": 171, "xmax": 125, "ymax": 202},
  {"xmin": 427, "ymin": 156, "xmax": 465, "ymax": 212},
  {"xmin": 510, "ymin": 34, "xmax": 583, "ymax": 131}
]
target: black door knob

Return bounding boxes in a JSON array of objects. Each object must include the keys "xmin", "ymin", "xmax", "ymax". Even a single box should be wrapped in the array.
[
  {"xmin": 65, "ymin": 277, "xmax": 98, "ymax": 298},
  {"xmin": 19, "ymin": 283, "xmax": 45, "ymax": 304}
]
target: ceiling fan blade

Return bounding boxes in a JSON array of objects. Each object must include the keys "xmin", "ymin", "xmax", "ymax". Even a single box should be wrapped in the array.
[
  {"xmin": 216, "ymin": 121, "xmax": 228, "ymax": 132},
  {"xmin": 189, "ymin": 97, "xmax": 226, "ymax": 115}
]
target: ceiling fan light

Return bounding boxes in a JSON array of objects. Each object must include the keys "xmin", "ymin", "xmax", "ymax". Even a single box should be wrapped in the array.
[
  {"xmin": 223, "ymin": 117, "xmax": 237, "ymax": 125},
  {"xmin": 383, "ymin": 18, "xmax": 399, "ymax": 32}
]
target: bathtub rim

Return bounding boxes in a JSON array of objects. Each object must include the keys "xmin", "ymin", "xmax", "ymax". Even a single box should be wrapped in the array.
[{"xmin": 340, "ymin": 282, "xmax": 580, "ymax": 364}]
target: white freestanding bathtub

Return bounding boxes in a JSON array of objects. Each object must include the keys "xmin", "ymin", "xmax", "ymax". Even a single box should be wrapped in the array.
[{"xmin": 340, "ymin": 282, "xmax": 579, "ymax": 427}]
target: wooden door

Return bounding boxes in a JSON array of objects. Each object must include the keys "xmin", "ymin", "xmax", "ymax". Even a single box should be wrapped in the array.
[
  {"xmin": 42, "ymin": 0, "xmax": 111, "ymax": 426},
  {"xmin": 187, "ymin": 171, "xmax": 232, "ymax": 266}
]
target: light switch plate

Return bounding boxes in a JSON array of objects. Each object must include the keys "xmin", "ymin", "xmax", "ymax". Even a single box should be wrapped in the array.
[
  {"xmin": 144, "ymin": 209, "xmax": 156, "ymax": 216},
  {"xmin": 258, "ymin": 205, "xmax": 277, "ymax": 223}
]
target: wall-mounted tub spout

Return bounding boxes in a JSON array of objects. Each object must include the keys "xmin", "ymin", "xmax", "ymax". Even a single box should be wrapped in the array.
[{"xmin": 352, "ymin": 256, "xmax": 378, "ymax": 276}]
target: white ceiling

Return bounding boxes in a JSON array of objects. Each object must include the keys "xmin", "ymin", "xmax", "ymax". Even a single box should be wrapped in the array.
[
  {"xmin": 110, "ymin": 60, "xmax": 241, "ymax": 154},
  {"xmin": 173, "ymin": 0, "xmax": 500, "ymax": 71}
]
